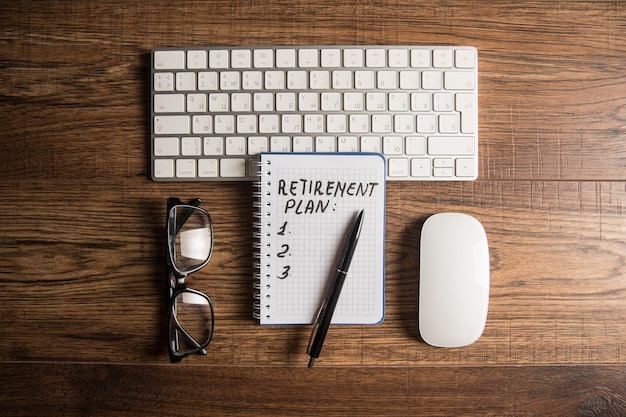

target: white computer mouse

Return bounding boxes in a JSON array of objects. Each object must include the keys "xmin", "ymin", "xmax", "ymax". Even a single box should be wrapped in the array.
[{"xmin": 418, "ymin": 213, "xmax": 490, "ymax": 347}]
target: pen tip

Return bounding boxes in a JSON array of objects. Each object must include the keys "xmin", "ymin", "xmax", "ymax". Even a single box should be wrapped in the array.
[{"xmin": 308, "ymin": 357, "xmax": 315, "ymax": 368}]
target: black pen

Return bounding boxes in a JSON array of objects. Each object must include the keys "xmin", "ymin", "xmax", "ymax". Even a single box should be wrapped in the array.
[{"xmin": 307, "ymin": 209, "xmax": 365, "ymax": 368}]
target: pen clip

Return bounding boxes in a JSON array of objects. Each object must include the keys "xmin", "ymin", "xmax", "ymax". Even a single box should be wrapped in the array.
[{"xmin": 306, "ymin": 298, "xmax": 327, "ymax": 355}]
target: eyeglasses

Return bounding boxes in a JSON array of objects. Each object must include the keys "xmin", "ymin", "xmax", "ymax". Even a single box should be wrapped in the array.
[{"xmin": 166, "ymin": 197, "xmax": 214, "ymax": 363}]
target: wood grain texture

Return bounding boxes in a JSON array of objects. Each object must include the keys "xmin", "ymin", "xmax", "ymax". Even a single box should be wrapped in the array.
[
  {"xmin": 0, "ymin": 181, "xmax": 624, "ymax": 366},
  {"xmin": 1, "ymin": 363, "xmax": 626, "ymax": 417},
  {"xmin": 1, "ymin": 0, "xmax": 625, "ymax": 415}
]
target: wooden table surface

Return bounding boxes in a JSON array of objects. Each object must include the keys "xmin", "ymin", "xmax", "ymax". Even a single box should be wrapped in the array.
[{"xmin": 1, "ymin": 1, "xmax": 625, "ymax": 416}]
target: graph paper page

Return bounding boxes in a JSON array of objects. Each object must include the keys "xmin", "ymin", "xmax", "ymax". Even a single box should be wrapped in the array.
[{"xmin": 254, "ymin": 153, "xmax": 385, "ymax": 325}]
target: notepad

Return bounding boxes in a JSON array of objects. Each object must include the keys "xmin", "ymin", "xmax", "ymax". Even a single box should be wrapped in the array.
[{"xmin": 252, "ymin": 152, "xmax": 386, "ymax": 325}]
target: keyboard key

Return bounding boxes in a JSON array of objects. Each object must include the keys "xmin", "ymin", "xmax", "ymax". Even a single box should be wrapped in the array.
[
  {"xmin": 455, "ymin": 49, "xmax": 476, "ymax": 69},
  {"xmin": 389, "ymin": 93, "xmax": 409, "ymax": 111},
  {"xmin": 265, "ymin": 71, "xmax": 285, "ymax": 89},
  {"xmin": 417, "ymin": 115, "xmax": 437, "ymax": 133},
  {"xmin": 349, "ymin": 114, "xmax": 369, "ymax": 133},
  {"xmin": 332, "ymin": 71, "xmax": 352, "ymax": 89},
  {"xmin": 210, "ymin": 92, "xmax": 230, "ymax": 111},
  {"xmin": 192, "ymin": 115, "xmax": 212, "ymax": 134},
  {"xmin": 428, "ymin": 136, "xmax": 475, "ymax": 155},
  {"xmin": 154, "ymin": 159, "xmax": 175, "ymax": 177},
  {"xmin": 237, "ymin": 115, "xmax": 257, "ymax": 133},
  {"xmin": 366, "ymin": 49, "xmax": 386, "ymax": 67},
  {"xmin": 288, "ymin": 71, "xmax": 307, "ymax": 89},
  {"xmin": 176, "ymin": 159, "xmax": 196, "ymax": 177},
  {"xmin": 214, "ymin": 115, "xmax": 235, "ymax": 134},
  {"xmin": 181, "ymin": 137, "xmax": 201, "ymax": 156},
  {"xmin": 282, "ymin": 114, "xmax": 302, "ymax": 133},
  {"xmin": 383, "ymin": 136, "xmax": 403, "ymax": 155},
  {"xmin": 321, "ymin": 49, "xmax": 341, "ymax": 67},
  {"xmin": 304, "ymin": 114, "xmax": 324, "ymax": 133},
  {"xmin": 154, "ymin": 50, "xmax": 185, "ymax": 70},
  {"xmin": 388, "ymin": 158, "xmax": 409, "ymax": 177},
  {"xmin": 338, "ymin": 136, "xmax": 358, "ymax": 152},
  {"xmin": 254, "ymin": 93, "xmax": 274, "ymax": 111},
  {"xmin": 154, "ymin": 94, "xmax": 185, "ymax": 113},
  {"xmin": 231, "ymin": 50, "xmax": 251, "ymax": 68},
  {"xmin": 270, "ymin": 136, "xmax": 291, "ymax": 152},
  {"xmin": 154, "ymin": 137, "xmax": 179, "ymax": 156},
  {"xmin": 299, "ymin": 92, "xmax": 318, "ymax": 111},
  {"xmin": 154, "ymin": 115, "xmax": 190, "ymax": 134},
  {"xmin": 343, "ymin": 49, "xmax": 364, "ymax": 67},
  {"xmin": 310, "ymin": 71, "xmax": 330, "ymax": 89},
  {"xmin": 259, "ymin": 115, "xmax": 280, "ymax": 133},
  {"xmin": 316, "ymin": 136, "xmax": 336, "ymax": 152},
  {"xmin": 388, "ymin": 49, "xmax": 408, "ymax": 68},
  {"xmin": 394, "ymin": 114, "xmax": 414, "ymax": 133},
  {"xmin": 204, "ymin": 137, "xmax": 224, "ymax": 155},
  {"xmin": 248, "ymin": 136, "xmax": 268, "ymax": 154},
  {"xmin": 433, "ymin": 49, "xmax": 454, "ymax": 68},
  {"xmin": 400, "ymin": 71, "xmax": 420, "ymax": 89},
  {"xmin": 411, "ymin": 92, "xmax": 431, "ymax": 111},
  {"xmin": 433, "ymin": 92, "xmax": 454, "ymax": 111},
  {"xmin": 226, "ymin": 136, "xmax": 246, "ymax": 155},
  {"xmin": 344, "ymin": 92, "xmax": 364, "ymax": 111},
  {"xmin": 276, "ymin": 49, "xmax": 296, "ymax": 68},
  {"xmin": 209, "ymin": 50, "xmax": 229, "ymax": 68},
  {"xmin": 176, "ymin": 72, "xmax": 196, "ymax": 91},
  {"xmin": 411, "ymin": 158, "xmax": 431, "ymax": 177},
  {"xmin": 422, "ymin": 71, "xmax": 442, "ymax": 89},
  {"xmin": 198, "ymin": 159, "xmax": 218, "ymax": 177},
  {"xmin": 361, "ymin": 136, "xmax": 381, "ymax": 152},
  {"xmin": 198, "ymin": 72, "xmax": 218, "ymax": 90},
  {"xmin": 254, "ymin": 49, "xmax": 274, "ymax": 68},
  {"xmin": 456, "ymin": 158, "xmax": 476, "ymax": 177},
  {"xmin": 355, "ymin": 71, "xmax": 375, "ymax": 89},
  {"xmin": 321, "ymin": 92, "xmax": 341, "ymax": 111},
  {"xmin": 293, "ymin": 136, "xmax": 313, "ymax": 152},
  {"xmin": 242, "ymin": 71, "xmax": 262, "ymax": 89},
  {"xmin": 298, "ymin": 49, "xmax": 318, "ymax": 67},
  {"xmin": 377, "ymin": 71, "xmax": 397, "ymax": 89},
  {"xmin": 231, "ymin": 93, "xmax": 252, "ymax": 112},
  {"xmin": 444, "ymin": 71, "xmax": 475, "ymax": 90},
  {"xmin": 154, "ymin": 73, "xmax": 174, "ymax": 91},
  {"xmin": 406, "ymin": 136, "xmax": 426, "ymax": 155},
  {"xmin": 220, "ymin": 71, "xmax": 240, "ymax": 90},
  {"xmin": 366, "ymin": 93, "xmax": 386, "ymax": 111},
  {"xmin": 439, "ymin": 114, "xmax": 460, "ymax": 134},
  {"xmin": 434, "ymin": 167, "xmax": 453, "ymax": 177},
  {"xmin": 434, "ymin": 158, "xmax": 454, "ymax": 168},
  {"xmin": 372, "ymin": 115, "xmax": 392, "ymax": 133},
  {"xmin": 220, "ymin": 158, "xmax": 246, "ymax": 177},
  {"xmin": 187, "ymin": 94, "xmax": 207, "ymax": 113},
  {"xmin": 456, "ymin": 93, "xmax": 477, "ymax": 134},
  {"xmin": 411, "ymin": 49, "xmax": 431, "ymax": 68},
  {"xmin": 187, "ymin": 50, "xmax": 207, "ymax": 69},
  {"xmin": 327, "ymin": 114, "xmax": 347, "ymax": 133}
]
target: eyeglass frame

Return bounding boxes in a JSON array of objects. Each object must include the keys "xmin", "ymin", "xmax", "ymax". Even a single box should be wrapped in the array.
[{"xmin": 166, "ymin": 197, "xmax": 215, "ymax": 363}]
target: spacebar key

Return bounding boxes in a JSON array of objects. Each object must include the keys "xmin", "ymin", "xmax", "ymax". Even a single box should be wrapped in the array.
[{"xmin": 428, "ymin": 136, "xmax": 475, "ymax": 155}]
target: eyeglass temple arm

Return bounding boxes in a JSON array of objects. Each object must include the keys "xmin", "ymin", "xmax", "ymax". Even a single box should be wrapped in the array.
[{"xmin": 171, "ymin": 311, "xmax": 208, "ymax": 355}]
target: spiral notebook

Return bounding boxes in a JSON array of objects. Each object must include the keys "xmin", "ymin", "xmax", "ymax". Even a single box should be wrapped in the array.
[{"xmin": 253, "ymin": 152, "xmax": 386, "ymax": 325}]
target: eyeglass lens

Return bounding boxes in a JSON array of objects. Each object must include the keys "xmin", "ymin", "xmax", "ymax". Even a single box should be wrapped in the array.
[
  {"xmin": 171, "ymin": 290, "xmax": 213, "ymax": 354},
  {"xmin": 170, "ymin": 206, "xmax": 212, "ymax": 273}
]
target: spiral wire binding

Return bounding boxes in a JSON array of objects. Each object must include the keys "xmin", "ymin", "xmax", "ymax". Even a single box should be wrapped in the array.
[{"xmin": 252, "ymin": 157, "xmax": 272, "ymax": 321}]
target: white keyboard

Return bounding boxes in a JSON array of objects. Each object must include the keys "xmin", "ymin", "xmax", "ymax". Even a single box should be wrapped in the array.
[{"xmin": 151, "ymin": 46, "xmax": 478, "ymax": 181}]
